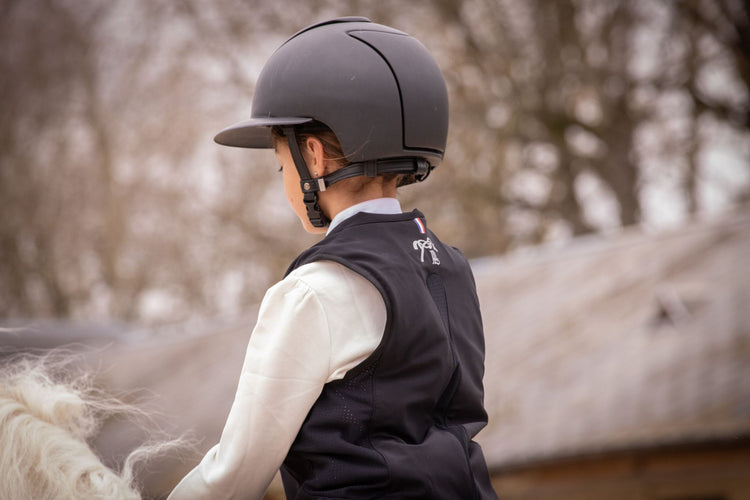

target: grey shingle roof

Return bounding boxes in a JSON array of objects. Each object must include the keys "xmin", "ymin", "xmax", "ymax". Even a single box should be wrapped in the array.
[{"xmin": 473, "ymin": 207, "xmax": 750, "ymax": 470}]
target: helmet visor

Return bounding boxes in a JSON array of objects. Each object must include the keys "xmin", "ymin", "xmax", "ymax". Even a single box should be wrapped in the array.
[{"xmin": 214, "ymin": 116, "xmax": 313, "ymax": 148}]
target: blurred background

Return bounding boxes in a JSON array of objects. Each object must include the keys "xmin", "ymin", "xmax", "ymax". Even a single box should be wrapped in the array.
[
  {"xmin": 1, "ymin": 0, "xmax": 748, "ymax": 325},
  {"xmin": 1, "ymin": 1, "xmax": 749, "ymax": 499}
]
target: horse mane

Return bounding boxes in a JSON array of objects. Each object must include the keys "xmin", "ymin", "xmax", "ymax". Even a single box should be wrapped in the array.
[{"xmin": 0, "ymin": 352, "xmax": 173, "ymax": 500}]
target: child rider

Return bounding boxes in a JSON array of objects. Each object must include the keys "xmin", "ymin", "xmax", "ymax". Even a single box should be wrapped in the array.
[{"xmin": 168, "ymin": 16, "xmax": 497, "ymax": 500}]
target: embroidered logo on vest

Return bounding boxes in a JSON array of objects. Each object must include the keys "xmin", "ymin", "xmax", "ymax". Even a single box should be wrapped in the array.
[{"xmin": 413, "ymin": 237, "xmax": 440, "ymax": 265}]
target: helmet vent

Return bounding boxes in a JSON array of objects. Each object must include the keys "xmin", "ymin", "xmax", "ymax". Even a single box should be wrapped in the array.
[{"xmin": 349, "ymin": 30, "xmax": 448, "ymax": 156}]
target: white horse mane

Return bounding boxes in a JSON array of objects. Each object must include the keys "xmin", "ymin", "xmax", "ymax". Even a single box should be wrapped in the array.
[{"xmin": 0, "ymin": 352, "xmax": 176, "ymax": 500}]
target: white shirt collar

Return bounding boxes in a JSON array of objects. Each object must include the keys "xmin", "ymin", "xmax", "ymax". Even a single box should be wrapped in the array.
[{"xmin": 327, "ymin": 197, "xmax": 402, "ymax": 234}]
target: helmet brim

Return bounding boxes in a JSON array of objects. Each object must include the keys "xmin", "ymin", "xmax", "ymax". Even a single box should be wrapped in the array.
[{"xmin": 214, "ymin": 116, "xmax": 313, "ymax": 148}]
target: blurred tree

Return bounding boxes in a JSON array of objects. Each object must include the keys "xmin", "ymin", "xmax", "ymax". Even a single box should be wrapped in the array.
[
  {"xmin": 0, "ymin": 0, "xmax": 104, "ymax": 317},
  {"xmin": 675, "ymin": 0, "xmax": 750, "ymax": 129},
  {"xmin": 400, "ymin": 0, "xmax": 748, "ymax": 253},
  {"xmin": 672, "ymin": 0, "xmax": 750, "ymax": 212},
  {"xmin": 0, "ymin": 0, "xmax": 313, "ymax": 323}
]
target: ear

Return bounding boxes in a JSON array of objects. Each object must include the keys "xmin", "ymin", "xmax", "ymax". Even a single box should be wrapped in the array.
[{"xmin": 305, "ymin": 137, "xmax": 327, "ymax": 176}]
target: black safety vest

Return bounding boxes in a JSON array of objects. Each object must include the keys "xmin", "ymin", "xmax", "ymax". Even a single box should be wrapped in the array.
[{"xmin": 281, "ymin": 210, "xmax": 497, "ymax": 500}]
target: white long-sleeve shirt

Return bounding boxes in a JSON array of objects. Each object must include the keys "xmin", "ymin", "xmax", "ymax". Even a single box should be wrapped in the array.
[{"xmin": 167, "ymin": 198, "xmax": 402, "ymax": 500}]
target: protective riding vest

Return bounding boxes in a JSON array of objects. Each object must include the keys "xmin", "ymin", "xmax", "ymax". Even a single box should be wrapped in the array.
[{"xmin": 281, "ymin": 210, "xmax": 497, "ymax": 499}]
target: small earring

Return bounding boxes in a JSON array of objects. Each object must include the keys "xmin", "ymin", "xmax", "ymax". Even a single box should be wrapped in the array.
[{"xmin": 314, "ymin": 172, "xmax": 319, "ymax": 177}]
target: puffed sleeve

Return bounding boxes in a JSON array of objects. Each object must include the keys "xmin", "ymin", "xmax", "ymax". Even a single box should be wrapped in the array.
[{"xmin": 167, "ymin": 275, "xmax": 332, "ymax": 500}]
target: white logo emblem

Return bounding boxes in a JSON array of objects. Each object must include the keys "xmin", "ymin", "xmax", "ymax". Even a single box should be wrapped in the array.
[{"xmin": 413, "ymin": 237, "xmax": 440, "ymax": 265}]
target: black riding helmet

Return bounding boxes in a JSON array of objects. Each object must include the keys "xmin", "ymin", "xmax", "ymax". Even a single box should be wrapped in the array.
[{"xmin": 214, "ymin": 17, "xmax": 449, "ymax": 227}]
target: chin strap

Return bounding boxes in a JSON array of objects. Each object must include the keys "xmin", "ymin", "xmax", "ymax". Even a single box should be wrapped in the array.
[
  {"xmin": 284, "ymin": 126, "xmax": 329, "ymax": 228},
  {"xmin": 283, "ymin": 126, "xmax": 436, "ymax": 228}
]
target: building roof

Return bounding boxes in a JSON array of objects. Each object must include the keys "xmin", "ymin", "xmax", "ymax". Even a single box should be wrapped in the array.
[{"xmin": 473, "ymin": 207, "xmax": 750, "ymax": 470}]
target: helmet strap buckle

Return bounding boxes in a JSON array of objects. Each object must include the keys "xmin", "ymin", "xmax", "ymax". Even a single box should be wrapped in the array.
[
  {"xmin": 302, "ymin": 191, "xmax": 328, "ymax": 228},
  {"xmin": 414, "ymin": 159, "xmax": 432, "ymax": 182}
]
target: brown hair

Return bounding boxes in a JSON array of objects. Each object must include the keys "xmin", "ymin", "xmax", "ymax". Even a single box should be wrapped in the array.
[
  {"xmin": 272, "ymin": 121, "xmax": 409, "ymax": 189},
  {"xmin": 271, "ymin": 121, "xmax": 347, "ymax": 169}
]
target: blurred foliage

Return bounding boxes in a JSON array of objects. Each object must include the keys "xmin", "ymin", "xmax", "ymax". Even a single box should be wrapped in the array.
[{"xmin": 1, "ymin": 0, "xmax": 748, "ymax": 324}]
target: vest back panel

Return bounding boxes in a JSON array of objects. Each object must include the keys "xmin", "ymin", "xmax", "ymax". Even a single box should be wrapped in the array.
[{"xmin": 281, "ymin": 210, "xmax": 497, "ymax": 499}]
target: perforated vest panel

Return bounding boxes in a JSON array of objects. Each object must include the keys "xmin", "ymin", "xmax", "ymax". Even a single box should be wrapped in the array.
[{"xmin": 280, "ymin": 210, "xmax": 497, "ymax": 500}]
